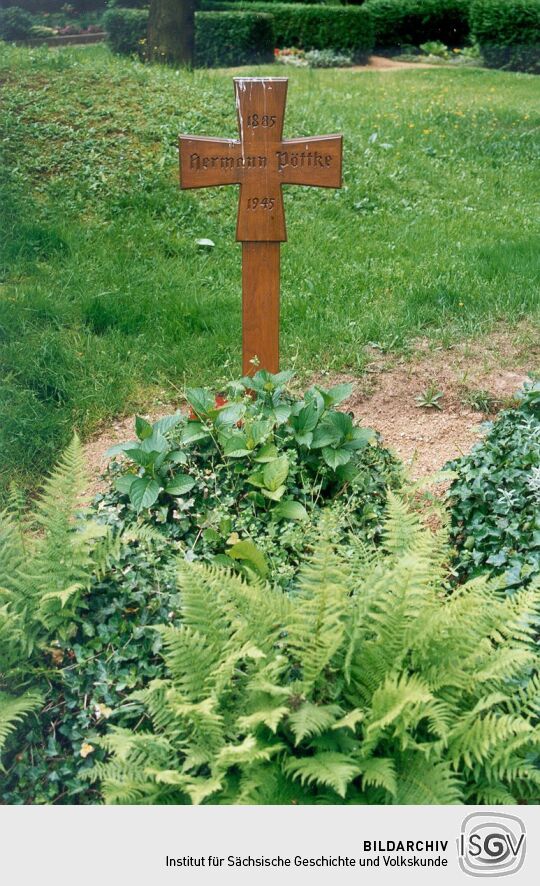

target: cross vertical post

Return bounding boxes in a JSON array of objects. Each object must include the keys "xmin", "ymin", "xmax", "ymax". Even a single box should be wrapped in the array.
[{"xmin": 179, "ymin": 77, "xmax": 342, "ymax": 375}]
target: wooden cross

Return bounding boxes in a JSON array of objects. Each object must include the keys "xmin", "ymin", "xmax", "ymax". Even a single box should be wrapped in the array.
[{"xmin": 179, "ymin": 77, "xmax": 342, "ymax": 375}]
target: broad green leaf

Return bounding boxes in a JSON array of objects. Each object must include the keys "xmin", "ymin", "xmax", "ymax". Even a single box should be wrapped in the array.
[
  {"xmin": 152, "ymin": 412, "xmax": 183, "ymax": 435},
  {"xmin": 135, "ymin": 415, "xmax": 153, "ymax": 441},
  {"xmin": 185, "ymin": 387, "xmax": 215, "ymax": 418},
  {"xmin": 165, "ymin": 474, "xmax": 196, "ymax": 496},
  {"xmin": 114, "ymin": 475, "xmax": 136, "ymax": 495},
  {"xmin": 248, "ymin": 420, "xmax": 273, "ymax": 447},
  {"xmin": 129, "ymin": 477, "xmax": 161, "ymax": 511},
  {"xmin": 246, "ymin": 470, "xmax": 266, "ymax": 489},
  {"xmin": 294, "ymin": 430, "xmax": 313, "ymax": 447},
  {"xmin": 272, "ymin": 404, "xmax": 292, "ymax": 425},
  {"xmin": 165, "ymin": 449, "xmax": 188, "ymax": 465},
  {"xmin": 181, "ymin": 422, "xmax": 210, "ymax": 445},
  {"xmin": 105, "ymin": 439, "xmax": 137, "ymax": 458},
  {"xmin": 322, "ymin": 447, "xmax": 352, "ymax": 470},
  {"xmin": 139, "ymin": 431, "xmax": 168, "ymax": 454},
  {"xmin": 124, "ymin": 448, "xmax": 155, "ymax": 468},
  {"xmin": 273, "ymin": 501, "xmax": 308, "ymax": 522},
  {"xmin": 228, "ymin": 540, "xmax": 268, "ymax": 577},
  {"xmin": 263, "ymin": 456, "xmax": 289, "ymax": 492},
  {"xmin": 311, "ymin": 420, "xmax": 342, "ymax": 449},
  {"xmin": 261, "ymin": 485, "xmax": 287, "ymax": 501},
  {"xmin": 254, "ymin": 442, "xmax": 279, "ymax": 463},
  {"xmin": 214, "ymin": 403, "xmax": 246, "ymax": 430},
  {"xmin": 222, "ymin": 433, "xmax": 251, "ymax": 458},
  {"xmin": 319, "ymin": 383, "xmax": 353, "ymax": 408},
  {"xmin": 291, "ymin": 400, "xmax": 320, "ymax": 434},
  {"xmin": 344, "ymin": 427, "xmax": 376, "ymax": 450}
]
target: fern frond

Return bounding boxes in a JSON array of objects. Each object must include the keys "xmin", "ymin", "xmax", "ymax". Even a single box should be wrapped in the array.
[
  {"xmin": 395, "ymin": 754, "xmax": 462, "ymax": 804},
  {"xmin": 283, "ymin": 752, "xmax": 361, "ymax": 799},
  {"xmin": 288, "ymin": 703, "xmax": 343, "ymax": 745},
  {"xmin": 0, "ymin": 690, "xmax": 43, "ymax": 759}
]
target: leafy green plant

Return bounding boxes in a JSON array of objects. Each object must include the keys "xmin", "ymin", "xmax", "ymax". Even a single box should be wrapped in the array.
[
  {"xmin": 206, "ymin": 2, "xmax": 375, "ymax": 59},
  {"xmin": 420, "ymin": 40, "xmax": 450, "ymax": 58},
  {"xmin": 364, "ymin": 0, "xmax": 471, "ymax": 50},
  {"xmin": 446, "ymin": 381, "xmax": 540, "ymax": 591},
  {"xmin": 471, "ymin": 0, "xmax": 540, "ymax": 73},
  {"xmin": 460, "ymin": 387, "xmax": 502, "ymax": 414},
  {"xmin": 0, "ymin": 7, "xmax": 34, "ymax": 41},
  {"xmin": 0, "ymin": 436, "xmax": 118, "ymax": 772},
  {"xmin": 103, "ymin": 371, "xmax": 402, "ymax": 587},
  {"xmin": 304, "ymin": 49, "xmax": 354, "ymax": 68},
  {"xmin": 102, "ymin": 6, "xmax": 148, "ymax": 55},
  {"xmin": 415, "ymin": 385, "xmax": 443, "ymax": 410},
  {"xmin": 90, "ymin": 495, "xmax": 540, "ymax": 805},
  {"xmin": 195, "ymin": 11, "xmax": 275, "ymax": 67}
]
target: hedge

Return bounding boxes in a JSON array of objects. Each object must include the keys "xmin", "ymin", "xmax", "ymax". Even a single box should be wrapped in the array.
[
  {"xmin": 211, "ymin": 3, "xmax": 375, "ymax": 57},
  {"xmin": 363, "ymin": 0, "xmax": 471, "ymax": 49},
  {"xmin": 0, "ymin": 6, "xmax": 34, "ymax": 39},
  {"xmin": 102, "ymin": 6, "xmax": 147, "ymax": 55},
  {"xmin": 471, "ymin": 0, "xmax": 540, "ymax": 73},
  {"xmin": 103, "ymin": 8, "xmax": 275, "ymax": 65},
  {"xmin": 196, "ymin": 11, "xmax": 274, "ymax": 66},
  {"xmin": 5, "ymin": 0, "xmax": 105, "ymax": 10}
]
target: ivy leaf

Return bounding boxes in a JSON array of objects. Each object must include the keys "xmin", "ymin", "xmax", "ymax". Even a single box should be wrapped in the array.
[{"xmin": 129, "ymin": 477, "xmax": 161, "ymax": 511}]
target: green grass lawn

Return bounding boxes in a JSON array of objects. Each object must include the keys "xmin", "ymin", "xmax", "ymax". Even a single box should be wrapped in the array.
[{"xmin": 1, "ymin": 44, "xmax": 539, "ymax": 494}]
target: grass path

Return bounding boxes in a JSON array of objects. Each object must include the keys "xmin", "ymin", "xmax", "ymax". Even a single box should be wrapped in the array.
[{"xmin": 1, "ymin": 44, "xmax": 539, "ymax": 495}]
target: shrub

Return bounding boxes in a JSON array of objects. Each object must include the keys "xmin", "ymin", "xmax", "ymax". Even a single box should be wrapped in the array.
[
  {"xmin": 0, "ymin": 435, "xmax": 180, "ymax": 804},
  {"xmin": 471, "ymin": 0, "xmax": 540, "ymax": 73},
  {"xmin": 103, "ymin": 8, "xmax": 275, "ymax": 64},
  {"xmin": 102, "ymin": 371, "xmax": 402, "ymax": 590},
  {"xmin": 195, "ymin": 11, "xmax": 274, "ymax": 67},
  {"xmin": 102, "ymin": 6, "xmax": 147, "ymax": 55},
  {"xmin": 212, "ymin": 3, "xmax": 375, "ymax": 58},
  {"xmin": 0, "ymin": 437, "xmax": 115, "ymax": 780},
  {"xmin": 91, "ymin": 496, "xmax": 540, "ymax": 805},
  {"xmin": 446, "ymin": 381, "xmax": 540, "ymax": 592},
  {"xmin": 364, "ymin": 0, "xmax": 471, "ymax": 50},
  {"xmin": 1, "ymin": 374, "xmax": 402, "ymax": 804},
  {"xmin": 305, "ymin": 48, "xmax": 354, "ymax": 67},
  {"xmin": 0, "ymin": 6, "xmax": 34, "ymax": 40}
]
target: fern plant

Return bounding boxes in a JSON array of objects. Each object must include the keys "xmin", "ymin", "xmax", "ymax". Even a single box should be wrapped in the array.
[
  {"xmin": 92, "ymin": 495, "xmax": 540, "ymax": 805},
  {"xmin": 0, "ymin": 435, "xmax": 117, "ymax": 763}
]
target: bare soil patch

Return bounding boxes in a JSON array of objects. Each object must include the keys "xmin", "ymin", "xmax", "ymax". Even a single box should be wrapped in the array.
[
  {"xmin": 350, "ymin": 55, "xmax": 435, "ymax": 72},
  {"xmin": 316, "ymin": 325, "xmax": 538, "ymax": 480},
  {"xmin": 83, "ymin": 325, "xmax": 539, "ymax": 497}
]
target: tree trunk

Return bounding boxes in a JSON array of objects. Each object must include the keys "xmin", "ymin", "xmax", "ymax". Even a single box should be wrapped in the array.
[{"xmin": 147, "ymin": 0, "xmax": 196, "ymax": 65}]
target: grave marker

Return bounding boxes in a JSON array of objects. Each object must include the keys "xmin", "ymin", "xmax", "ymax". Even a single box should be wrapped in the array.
[{"xmin": 179, "ymin": 77, "xmax": 342, "ymax": 374}]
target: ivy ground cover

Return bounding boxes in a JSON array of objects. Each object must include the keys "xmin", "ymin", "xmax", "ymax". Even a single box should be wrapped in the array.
[{"xmin": 1, "ymin": 44, "xmax": 539, "ymax": 496}]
